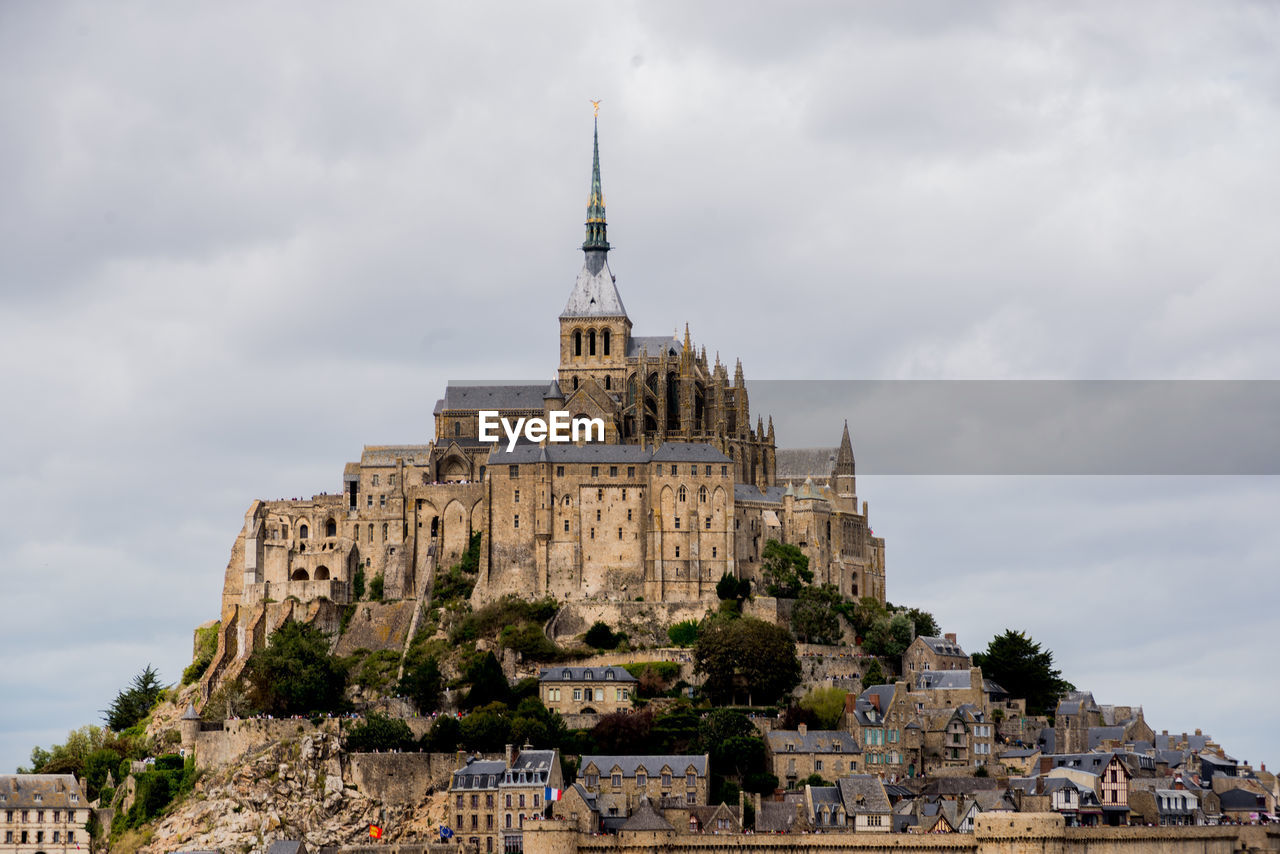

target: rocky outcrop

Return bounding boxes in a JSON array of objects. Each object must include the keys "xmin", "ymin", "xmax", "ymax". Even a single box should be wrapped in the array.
[{"xmin": 138, "ymin": 733, "xmax": 451, "ymax": 854}]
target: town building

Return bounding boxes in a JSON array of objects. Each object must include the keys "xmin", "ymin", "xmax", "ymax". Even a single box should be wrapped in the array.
[
  {"xmin": 575, "ymin": 755, "xmax": 709, "ymax": 820},
  {"xmin": 448, "ymin": 747, "xmax": 563, "ymax": 854},
  {"xmin": 765, "ymin": 725, "xmax": 861, "ymax": 788},
  {"xmin": 538, "ymin": 666, "xmax": 636, "ymax": 717},
  {"xmin": 0, "ymin": 775, "xmax": 89, "ymax": 854}
]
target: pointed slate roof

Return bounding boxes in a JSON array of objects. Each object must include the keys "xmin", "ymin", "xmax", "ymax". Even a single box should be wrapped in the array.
[{"xmin": 619, "ymin": 797, "xmax": 674, "ymax": 832}]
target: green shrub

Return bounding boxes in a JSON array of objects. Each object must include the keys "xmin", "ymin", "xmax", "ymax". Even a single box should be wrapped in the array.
[
  {"xmin": 369, "ymin": 573, "xmax": 384, "ymax": 601},
  {"xmin": 345, "ymin": 713, "xmax": 415, "ymax": 753},
  {"xmin": 352, "ymin": 566, "xmax": 366, "ymax": 600},
  {"xmin": 667, "ymin": 620, "xmax": 699, "ymax": 647},
  {"xmin": 500, "ymin": 623, "xmax": 561, "ymax": 661},
  {"xmin": 181, "ymin": 623, "xmax": 221, "ymax": 685},
  {"xmin": 584, "ymin": 621, "xmax": 619, "ymax": 650}
]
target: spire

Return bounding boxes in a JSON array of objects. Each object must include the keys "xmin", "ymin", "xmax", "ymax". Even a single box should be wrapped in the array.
[
  {"xmin": 683, "ymin": 323, "xmax": 692, "ymax": 353},
  {"xmin": 582, "ymin": 115, "xmax": 609, "ymax": 253}
]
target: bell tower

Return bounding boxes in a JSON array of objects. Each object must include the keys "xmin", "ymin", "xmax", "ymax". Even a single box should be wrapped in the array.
[{"xmin": 559, "ymin": 110, "xmax": 631, "ymax": 397}]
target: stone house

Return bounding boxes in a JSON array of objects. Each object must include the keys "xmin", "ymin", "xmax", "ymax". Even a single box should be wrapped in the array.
[
  {"xmin": 998, "ymin": 748, "xmax": 1041, "ymax": 777},
  {"xmin": 448, "ymin": 747, "xmax": 562, "ymax": 854},
  {"xmin": 764, "ymin": 724, "xmax": 861, "ymax": 789},
  {"xmin": 538, "ymin": 666, "xmax": 637, "ymax": 717},
  {"xmin": 835, "ymin": 775, "xmax": 892, "ymax": 832},
  {"xmin": 844, "ymin": 683, "xmax": 920, "ymax": 780},
  {"xmin": 902, "ymin": 634, "xmax": 970, "ymax": 681},
  {"xmin": 0, "ymin": 775, "xmax": 90, "ymax": 853},
  {"xmin": 550, "ymin": 784, "xmax": 600, "ymax": 834},
  {"xmin": 576, "ymin": 755, "xmax": 709, "ymax": 819},
  {"xmin": 1128, "ymin": 780, "xmax": 1201, "ymax": 827},
  {"xmin": 923, "ymin": 705, "xmax": 995, "ymax": 772},
  {"xmin": 1045, "ymin": 773, "xmax": 1103, "ymax": 827}
]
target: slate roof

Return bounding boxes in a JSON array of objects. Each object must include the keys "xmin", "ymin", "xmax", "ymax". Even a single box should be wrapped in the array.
[
  {"xmin": 774, "ymin": 448, "xmax": 838, "ymax": 480},
  {"xmin": 756, "ymin": 800, "xmax": 801, "ymax": 832},
  {"xmin": 580, "ymin": 754, "xmax": 708, "ymax": 778},
  {"xmin": 627, "ymin": 335, "xmax": 679, "ymax": 358},
  {"xmin": 915, "ymin": 670, "xmax": 972, "ymax": 690},
  {"xmin": 440, "ymin": 384, "xmax": 549, "ymax": 412},
  {"xmin": 733, "ymin": 484, "xmax": 787, "ymax": 505},
  {"xmin": 451, "ymin": 759, "xmax": 506, "ymax": 789},
  {"xmin": 836, "ymin": 775, "xmax": 891, "ymax": 814},
  {"xmin": 490, "ymin": 442, "xmax": 729, "ymax": 465},
  {"xmin": 619, "ymin": 797, "xmax": 674, "ymax": 832},
  {"xmin": 563, "ymin": 256, "xmax": 627, "ymax": 318},
  {"xmin": 1056, "ymin": 691, "xmax": 1097, "ymax": 716},
  {"xmin": 766, "ymin": 729, "xmax": 861, "ymax": 755},
  {"xmin": 539, "ymin": 666, "xmax": 638, "ymax": 683},
  {"xmin": 1000, "ymin": 748, "xmax": 1040, "ymax": 759},
  {"xmin": 1050, "ymin": 753, "xmax": 1116, "ymax": 774},
  {"xmin": 0, "ymin": 775, "xmax": 86, "ymax": 809},
  {"xmin": 265, "ymin": 842, "xmax": 307, "ymax": 854},
  {"xmin": 509, "ymin": 749, "xmax": 557, "ymax": 775},
  {"xmin": 917, "ymin": 636, "xmax": 967, "ymax": 658},
  {"xmin": 650, "ymin": 443, "xmax": 731, "ymax": 463},
  {"xmin": 849, "ymin": 684, "xmax": 896, "ymax": 727},
  {"xmin": 1088, "ymin": 726, "xmax": 1127, "ymax": 749}
]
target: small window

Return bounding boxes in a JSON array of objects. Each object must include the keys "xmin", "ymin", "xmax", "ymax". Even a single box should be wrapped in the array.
[
  {"xmin": 721, "ymin": 465, "xmax": 728, "ymax": 477},
  {"xmin": 597, "ymin": 488, "xmax": 603, "ymax": 500},
  {"xmin": 712, "ymin": 547, "xmax": 717, "ymax": 557},
  {"xmin": 705, "ymin": 465, "xmax": 712, "ymax": 476},
  {"xmin": 389, "ymin": 474, "xmax": 396, "ymax": 486},
  {"xmin": 609, "ymin": 465, "xmax": 618, "ymax": 477},
  {"xmin": 675, "ymin": 546, "xmax": 680, "ymax": 557},
  {"xmin": 618, "ymin": 528, "xmax": 623, "ymax": 539},
  {"xmin": 564, "ymin": 519, "xmax": 570, "ymax": 532},
  {"xmin": 556, "ymin": 465, "xmax": 565, "ymax": 476},
  {"xmin": 611, "ymin": 774, "xmax": 622, "ymax": 788},
  {"xmin": 591, "ymin": 466, "xmax": 599, "ymax": 477},
  {"xmin": 596, "ymin": 509, "xmax": 601, "ymax": 521},
  {"xmin": 514, "ymin": 489, "xmax": 520, "ymax": 503},
  {"xmin": 678, "ymin": 485, "xmax": 687, "ymax": 502},
  {"xmin": 510, "ymin": 465, "xmax": 519, "ymax": 478},
  {"xmin": 671, "ymin": 464, "xmax": 678, "ymax": 476},
  {"xmin": 367, "ymin": 494, "xmax": 373, "ymax": 508},
  {"xmin": 372, "ymin": 474, "xmax": 380, "ymax": 486},
  {"xmin": 590, "ymin": 527, "xmax": 595, "ymax": 539},
  {"xmin": 455, "ymin": 422, "xmax": 461, "ymax": 436},
  {"xmin": 627, "ymin": 509, "xmax": 632, "ymax": 521},
  {"xmin": 705, "ymin": 517, "xmax": 711, "ymax": 529},
  {"xmin": 514, "ymin": 515, "xmax": 519, "ymax": 528},
  {"xmin": 674, "ymin": 517, "xmax": 680, "ymax": 529},
  {"xmin": 380, "ymin": 494, "xmax": 386, "ymax": 507},
  {"xmin": 699, "ymin": 486, "xmax": 708, "ymax": 503},
  {"xmin": 691, "ymin": 466, "xmax": 698, "ymax": 476},
  {"xmin": 627, "ymin": 466, "xmax": 635, "ymax": 477}
]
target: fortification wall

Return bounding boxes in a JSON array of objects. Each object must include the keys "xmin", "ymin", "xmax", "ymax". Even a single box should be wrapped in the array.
[
  {"xmin": 191, "ymin": 714, "xmax": 443, "ymax": 770},
  {"xmin": 515, "ymin": 814, "xmax": 1253, "ymax": 854},
  {"xmin": 334, "ymin": 600, "xmax": 418, "ymax": 656},
  {"xmin": 342, "ymin": 752, "xmax": 466, "ymax": 803},
  {"xmin": 548, "ymin": 600, "xmax": 711, "ymax": 647}
]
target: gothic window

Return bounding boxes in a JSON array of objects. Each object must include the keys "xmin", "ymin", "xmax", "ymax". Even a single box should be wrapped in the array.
[
  {"xmin": 678, "ymin": 485, "xmax": 687, "ymax": 502},
  {"xmin": 574, "ymin": 329, "xmax": 582, "ymax": 356},
  {"xmin": 325, "ymin": 518, "xmax": 337, "ymax": 537},
  {"xmin": 573, "ymin": 376, "xmax": 579, "ymax": 390},
  {"xmin": 603, "ymin": 329, "xmax": 611, "ymax": 355},
  {"xmin": 368, "ymin": 523, "xmax": 374, "ymax": 540},
  {"xmin": 454, "ymin": 422, "xmax": 460, "ymax": 436},
  {"xmin": 698, "ymin": 486, "xmax": 707, "ymax": 503},
  {"xmin": 299, "ymin": 524, "xmax": 309, "ymax": 539}
]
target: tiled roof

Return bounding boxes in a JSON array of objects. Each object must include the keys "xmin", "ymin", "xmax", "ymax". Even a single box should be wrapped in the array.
[
  {"xmin": 539, "ymin": 666, "xmax": 637, "ymax": 683},
  {"xmin": 619, "ymin": 798, "xmax": 673, "ymax": 832}
]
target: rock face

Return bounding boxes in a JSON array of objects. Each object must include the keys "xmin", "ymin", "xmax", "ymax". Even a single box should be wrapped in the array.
[{"xmin": 138, "ymin": 734, "xmax": 451, "ymax": 854}]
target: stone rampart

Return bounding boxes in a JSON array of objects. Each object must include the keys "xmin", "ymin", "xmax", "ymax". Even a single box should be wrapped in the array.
[
  {"xmin": 514, "ymin": 814, "xmax": 1254, "ymax": 854},
  {"xmin": 342, "ymin": 752, "xmax": 467, "ymax": 803},
  {"xmin": 190, "ymin": 714, "xmax": 443, "ymax": 770}
]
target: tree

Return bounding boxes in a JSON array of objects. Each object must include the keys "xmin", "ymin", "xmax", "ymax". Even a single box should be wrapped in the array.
[
  {"xmin": 243, "ymin": 621, "xmax": 346, "ymax": 716},
  {"xmin": 510, "ymin": 698, "xmax": 568, "ymax": 749},
  {"xmin": 899, "ymin": 607, "xmax": 939, "ymax": 639},
  {"xmin": 667, "ymin": 620, "xmax": 699, "ymax": 647},
  {"xmin": 760, "ymin": 540, "xmax": 813, "ymax": 598},
  {"xmin": 462, "ymin": 652, "xmax": 512, "ymax": 709},
  {"xmin": 798, "ymin": 686, "xmax": 848, "ymax": 729},
  {"xmin": 398, "ymin": 656, "xmax": 443, "ymax": 714},
  {"xmin": 104, "ymin": 665, "xmax": 165, "ymax": 731},
  {"xmin": 422, "ymin": 714, "xmax": 461, "ymax": 752},
  {"xmin": 591, "ymin": 709, "xmax": 654, "ymax": 754},
  {"xmin": 861, "ymin": 613, "xmax": 913, "ymax": 658},
  {"xmin": 972, "ymin": 629, "xmax": 1073, "ymax": 717},
  {"xmin": 791, "ymin": 584, "xmax": 843, "ymax": 644},
  {"xmin": 345, "ymin": 713, "xmax": 415, "ymax": 752},
  {"xmin": 460, "ymin": 703, "xmax": 512, "ymax": 752},
  {"xmin": 584, "ymin": 621, "xmax": 619, "ymax": 650},
  {"xmin": 716, "ymin": 572, "xmax": 750, "ymax": 602},
  {"xmin": 651, "ymin": 706, "xmax": 701, "ymax": 753},
  {"xmin": 694, "ymin": 616, "xmax": 801, "ymax": 705},
  {"xmin": 860, "ymin": 658, "xmax": 889, "ymax": 689}
]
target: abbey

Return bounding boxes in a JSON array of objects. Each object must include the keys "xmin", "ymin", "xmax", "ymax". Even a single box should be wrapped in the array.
[{"xmin": 203, "ymin": 119, "xmax": 885, "ymax": 698}]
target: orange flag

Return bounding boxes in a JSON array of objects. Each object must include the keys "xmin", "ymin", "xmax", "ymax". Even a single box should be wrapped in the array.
[{"xmin": 369, "ymin": 824, "xmax": 384, "ymax": 839}]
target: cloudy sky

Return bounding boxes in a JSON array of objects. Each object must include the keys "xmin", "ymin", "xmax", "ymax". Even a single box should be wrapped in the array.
[{"xmin": 2, "ymin": 2, "xmax": 1278, "ymax": 775}]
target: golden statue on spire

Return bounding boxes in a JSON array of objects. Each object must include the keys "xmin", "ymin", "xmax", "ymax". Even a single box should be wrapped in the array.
[{"xmin": 590, "ymin": 99, "xmax": 601, "ymax": 118}]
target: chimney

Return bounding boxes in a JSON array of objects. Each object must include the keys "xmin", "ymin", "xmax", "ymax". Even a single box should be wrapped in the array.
[
  {"xmin": 1195, "ymin": 729, "xmax": 1202, "ymax": 736},
  {"xmin": 945, "ymin": 633, "xmax": 957, "ymax": 644},
  {"xmin": 505, "ymin": 743, "xmax": 516, "ymax": 766},
  {"xmin": 798, "ymin": 723, "xmax": 808, "ymax": 736}
]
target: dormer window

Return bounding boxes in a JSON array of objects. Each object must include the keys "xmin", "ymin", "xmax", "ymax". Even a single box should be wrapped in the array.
[
  {"xmin": 562, "ymin": 669, "xmax": 572, "ymax": 679},
  {"xmin": 584, "ymin": 671, "xmax": 594, "ymax": 680},
  {"xmin": 605, "ymin": 670, "xmax": 615, "ymax": 680}
]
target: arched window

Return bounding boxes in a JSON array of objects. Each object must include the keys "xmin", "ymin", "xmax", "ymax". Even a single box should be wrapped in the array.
[
  {"xmin": 314, "ymin": 566, "xmax": 330, "ymax": 580},
  {"xmin": 588, "ymin": 329, "xmax": 596, "ymax": 356},
  {"xmin": 325, "ymin": 518, "xmax": 337, "ymax": 537},
  {"xmin": 368, "ymin": 523, "xmax": 373, "ymax": 540},
  {"xmin": 678, "ymin": 485, "xmax": 687, "ymax": 502},
  {"xmin": 454, "ymin": 421, "xmax": 460, "ymax": 436},
  {"xmin": 430, "ymin": 517, "xmax": 439, "ymax": 537},
  {"xmin": 603, "ymin": 329, "xmax": 611, "ymax": 355},
  {"xmin": 563, "ymin": 495, "xmax": 571, "ymax": 506},
  {"xmin": 290, "ymin": 568, "xmax": 309, "ymax": 581},
  {"xmin": 299, "ymin": 524, "xmax": 309, "ymax": 539},
  {"xmin": 382, "ymin": 523, "xmax": 388, "ymax": 540},
  {"xmin": 698, "ymin": 486, "xmax": 708, "ymax": 503},
  {"xmin": 574, "ymin": 329, "xmax": 582, "ymax": 356},
  {"xmin": 572, "ymin": 377, "xmax": 579, "ymax": 390},
  {"xmin": 605, "ymin": 375, "xmax": 611, "ymax": 390}
]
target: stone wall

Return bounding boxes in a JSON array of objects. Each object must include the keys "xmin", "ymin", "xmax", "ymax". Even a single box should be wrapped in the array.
[
  {"xmin": 190, "ymin": 714, "xmax": 444, "ymax": 770},
  {"xmin": 513, "ymin": 814, "xmax": 1256, "ymax": 854},
  {"xmin": 342, "ymin": 752, "xmax": 467, "ymax": 803}
]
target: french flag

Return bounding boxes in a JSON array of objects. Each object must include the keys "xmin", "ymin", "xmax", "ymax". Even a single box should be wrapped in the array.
[{"xmin": 544, "ymin": 787, "xmax": 563, "ymax": 802}]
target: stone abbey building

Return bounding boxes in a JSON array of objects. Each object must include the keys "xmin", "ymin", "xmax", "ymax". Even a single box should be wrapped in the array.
[{"xmin": 203, "ymin": 120, "xmax": 885, "ymax": 699}]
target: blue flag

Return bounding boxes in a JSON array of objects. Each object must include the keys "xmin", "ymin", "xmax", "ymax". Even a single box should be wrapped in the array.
[{"xmin": 439, "ymin": 825, "xmax": 454, "ymax": 840}]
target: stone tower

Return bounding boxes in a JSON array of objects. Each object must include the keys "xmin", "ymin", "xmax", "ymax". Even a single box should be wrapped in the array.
[{"xmin": 558, "ymin": 116, "xmax": 632, "ymax": 397}]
